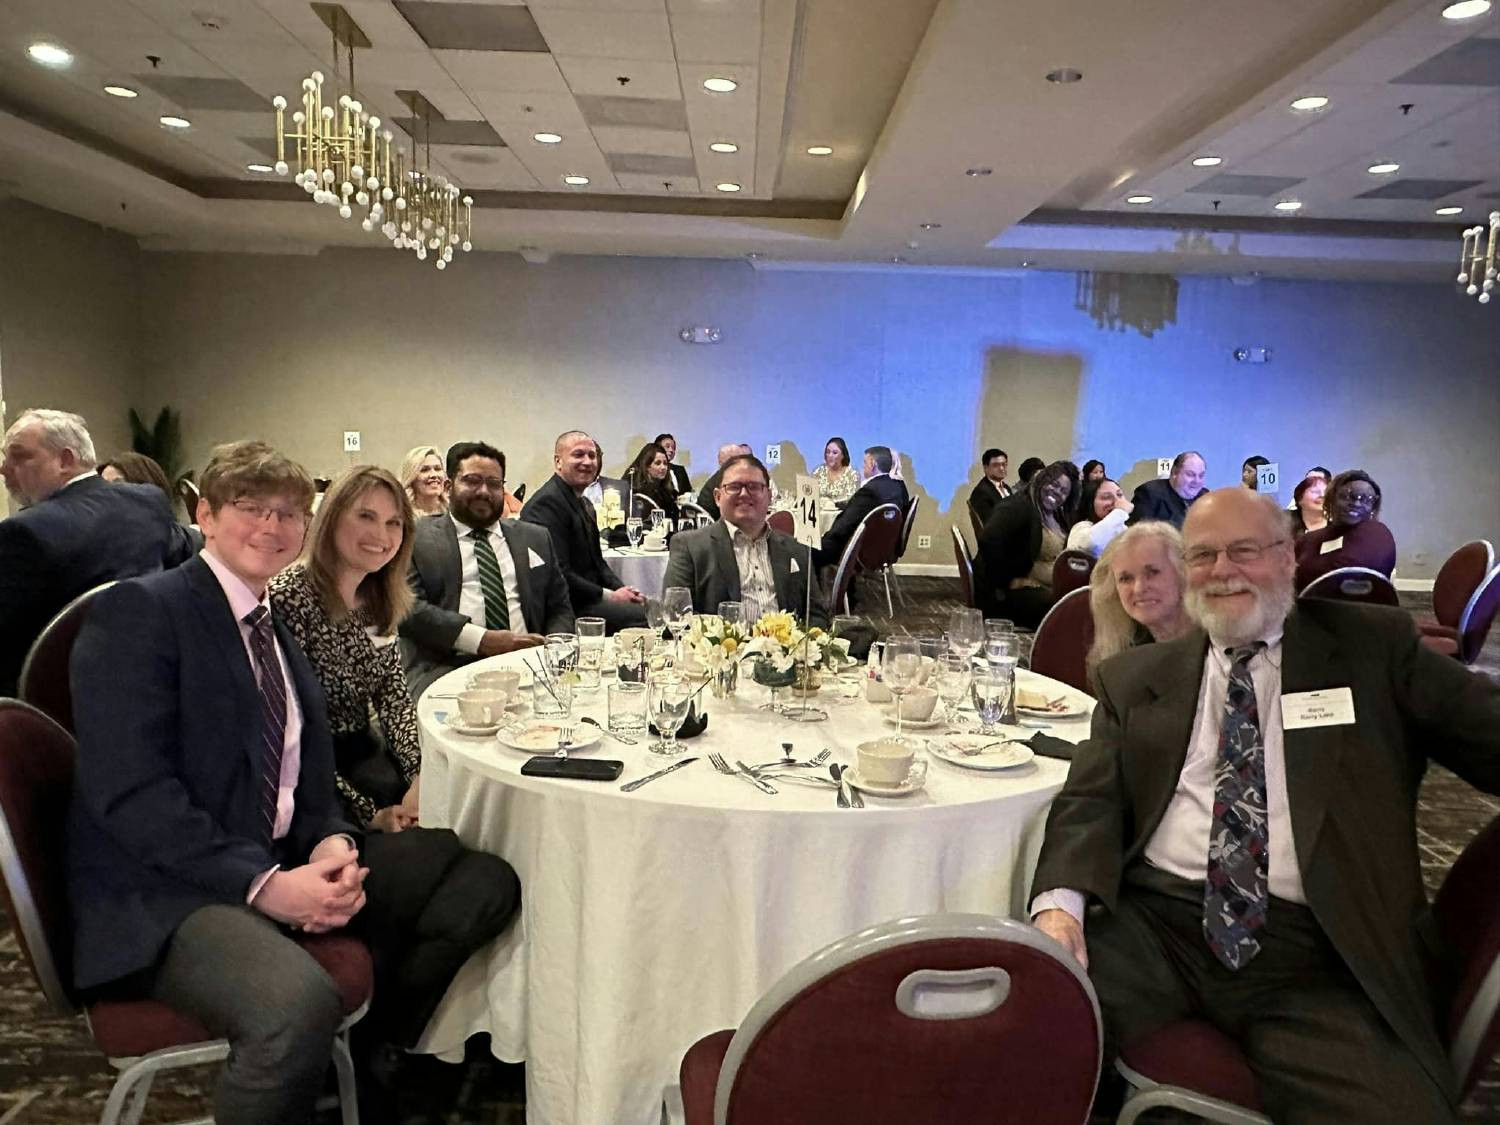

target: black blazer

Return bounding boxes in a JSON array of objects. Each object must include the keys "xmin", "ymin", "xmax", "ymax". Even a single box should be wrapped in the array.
[
  {"xmin": 520, "ymin": 473, "xmax": 623, "ymax": 608},
  {"xmin": 667, "ymin": 463, "xmax": 692, "ymax": 496},
  {"xmin": 1127, "ymin": 478, "xmax": 1193, "ymax": 528},
  {"xmin": 818, "ymin": 474, "xmax": 910, "ymax": 565},
  {"xmin": 66, "ymin": 556, "xmax": 356, "ymax": 990},
  {"xmin": 399, "ymin": 514, "xmax": 575, "ymax": 698},
  {"xmin": 662, "ymin": 521, "xmax": 829, "ymax": 628},
  {"xmin": 696, "ymin": 470, "xmax": 723, "ymax": 522},
  {"xmin": 976, "ymin": 491, "xmax": 1045, "ymax": 604},
  {"xmin": 1030, "ymin": 601, "xmax": 1500, "ymax": 1099},
  {"xmin": 968, "ymin": 478, "xmax": 1008, "ymax": 525},
  {"xmin": 0, "ymin": 475, "xmax": 194, "ymax": 694}
]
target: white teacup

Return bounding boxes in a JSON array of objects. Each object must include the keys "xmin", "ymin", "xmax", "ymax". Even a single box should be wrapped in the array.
[
  {"xmin": 469, "ymin": 669, "xmax": 521, "ymax": 697},
  {"xmin": 642, "ymin": 534, "xmax": 667, "ymax": 551},
  {"xmin": 856, "ymin": 738, "xmax": 928, "ymax": 788},
  {"xmin": 865, "ymin": 677, "xmax": 894, "ymax": 704},
  {"xmin": 457, "ymin": 689, "xmax": 508, "ymax": 726},
  {"xmin": 895, "ymin": 686, "xmax": 939, "ymax": 722}
]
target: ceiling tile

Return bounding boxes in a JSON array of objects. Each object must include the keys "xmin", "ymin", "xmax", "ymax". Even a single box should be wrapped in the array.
[
  {"xmin": 606, "ymin": 151, "xmax": 695, "ymax": 176},
  {"xmin": 392, "ymin": 1, "xmax": 548, "ymax": 52},
  {"xmin": 577, "ymin": 94, "xmax": 687, "ymax": 130},
  {"xmin": 614, "ymin": 172, "xmax": 701, "ymax": 192},
  {"xmin": 668, "ymin": 13, "xmax": 761, "ymax": 65},
  {"xmin": 431, "ymin": 144, "xmax": 539, "ymax": 188},
  {"xmin": 590, "ymin": 124, "xmax": 692, "ymax": 156},
  {"xmin": 666, "ymin": 0, "xmax": 760, "ymax": 13},
  {"xmin": 388, "ymin": 115, "xmax": 507, "ymax": 145},
  {"xmin": 1187, "ymin": 173, "xmax": 1305, "ymax": 197},
  {"xmin": 530, "ymin": 9, "xmax": 674, "ymax": 61},
  {"xmin": 435, "ymin": 49, "xmax": 569, "ymax": 93},
  {"xmin": 351, "ymin": 48, "xmax": 455, "ymax": 87},
  {"xmin": 1390, "ymin": 37, "xmax": 1500, "ymax": 87},
  {"xmin": 134, "ymin": 74, "xmax": 267, "ymax": 111},
  {"xmin": 530, "ymin": 0, "xmax": 665, "ymax": 10},
  {"xmin": 557, "ymin": 56, "xmax": 682, "ymax": 99},
  {"xmin": 1355, "ymin": 177, "xmax": 1484, "ymax": 200},
  {"xmin": 470, "ymin": 89, "xmax": 589, "ymax": 131}
]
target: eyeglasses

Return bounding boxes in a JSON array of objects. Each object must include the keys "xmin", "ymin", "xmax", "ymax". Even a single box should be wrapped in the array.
[
  {"xmin": 456, "ymin": 474, "xmax": 506, "ymax": 491},
  {"xmin": 719, "ymin": 482, "xmax": 768, "ymax": 496},
  {"xmin": 229, "ymin": 498, "xmax": 307, "ymax": 527},
  {"xmin": 1184, "ymin": 539, "xmax": 1286, "ymax": 569},
  {"xmin": 1335, "ymin": 487, "xmax": 1376, "ymax": 504}
]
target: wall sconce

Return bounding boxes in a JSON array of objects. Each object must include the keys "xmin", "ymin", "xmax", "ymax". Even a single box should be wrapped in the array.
[
  {"xmin": 679, "ymin": 326, "xmax": 722, "ymax": 344},
  {"xmin": 1233, "ymin": 347, "xmax": 1272, "ymax": 363}
]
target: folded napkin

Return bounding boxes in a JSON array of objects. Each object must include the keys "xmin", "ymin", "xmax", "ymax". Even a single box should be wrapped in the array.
[{"xmin": 1027, "ymin": 732, "xmax": 1077, "ymax": 762}]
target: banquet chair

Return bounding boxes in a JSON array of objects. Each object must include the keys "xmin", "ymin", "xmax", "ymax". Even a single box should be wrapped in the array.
[
  {"xmin": 1423, "ymin": 565, "xmax": 1500, "ymax": 664},
  {"xmin": 952, "ymin": 526, "xmax": 976, "ymax": 608},
  {"xmin": 1029, "ymin": 588, "xmax": 1095, "ymax": 696},
  {"xmin": 1418, "ymin": 541, "xmax": 1494, "ymax": 649},
  {"xmin": 1297, "ymin": 566, "xmax": 1400, "ymax": 607},
  {"xmin": 768, "ymin": 510, "xmax": 795, "ymax": 536},
  {"xmin": 677, "ymin": 913, "xmax": 1102, "ymax": 1125},
  {"xmin": 512, "ymin": 482, "xmax": 527, "ymax": 503},
  {"xmin": 0, "ymin": 700, "xmax": 372, "ymax": 1125},
  {"xmin": 1052, "ymin": 550, "xmax": 1095, "ymax": 598},
  {"xmin": 855, "ymin": 502, "xmax": 906, "ymax": 615},
  {"xmin": 829, "ymin": 520, "xmax": 870, "ymax": 616},
  {"xmin": 633, "ymin": 491, "xmax": 662, "ymax": 519},
  {"xmin": 18, "ymin": 580, "xmax": 115, "ymax": 734},
  {"xmin": 967, "ymin": 500, "xmax": 985, "ymax": 541},
  {"xmin": 1115, "ymin": 809, "xmax": 1500, "ymax": 1124},
  {"xmin": 888, "ymin": 496, "xmax": 921, "ymax": 607},
  {"xmin": 175, "ymin": 477, "xmax": 201, "ymax": 520},
  {"xmin": 679, "ymin": 500, "xmax": 714, "ymax": 528}
]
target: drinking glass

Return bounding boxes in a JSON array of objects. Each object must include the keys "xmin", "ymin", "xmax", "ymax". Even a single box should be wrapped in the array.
[
  {"xmin": 716, "ymin": 601, "xmax": 743, "ymax": 627},
  {"xmin": 830, "ymin": 614, "xmax": 862, "ymax": 677},
  {"xmin": 984, "ymin": 618, "xmax": 1016, "ymax": 645},
  {"xmin": 650, "ymin": 509, "xmax": 667, "ymax": 534},
  {"xmin": 936, "ymin": 654, "xmax": 972, "ymax": 722},
  {"xmin": 970, "ymin": 667, "xmax": 1011, "ymax": 735},
  {"xmin": 985, "ymin": 634, "xmax": 1020, "ymax": 724},
  {"xmin": 607, "ymin": 680, "xmax": 648, "ymax": 733},
  {"xmin": 532, "ymin": 672, "xmax": 574, "ymax": 719},
  {"xmin": 645, "ymin": 597, "xmax": 667, "ymax": 642},
  {"xmin": 576, "ymin": 616, "xmax": 605, "ymax": 692},
  {"xmin": 661, "ymin": 586, "xmax": 694, "ymax": 659},
  {"xmin": 882, "ymin": 637, "xmax": 923, "ymax": 736},
  {"xmin": 625, "ymin": 517, "xmax": 643, "ymax": 548},
  {"xmin": 648, "ymin": 674, "xmax": 693, "ymax": 756},
  {"xmin": 544, "ymin": 632, "xmax": 578, "ymax": 677},
  {"xmin": 947, "ymin": 608, "xmax": 984, "ymax": 660}
]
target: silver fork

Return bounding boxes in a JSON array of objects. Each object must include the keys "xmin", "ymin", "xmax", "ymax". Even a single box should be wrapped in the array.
[
  {"xmin": 748, "ymin": 747, "xmax": 832, "ymax": 773},
  {"xmin": 553, "ymin": 724, "xmax": 574, "ymax": 760},
  {"xmin": 709, "ymin": 753, "xmax": 777, "ymax": 795}
]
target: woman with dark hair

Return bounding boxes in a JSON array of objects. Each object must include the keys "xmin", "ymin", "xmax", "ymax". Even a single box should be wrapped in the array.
[
  {"xmin": 1067, "ymin": 477, "xmax": 1132, "ymax": 556},
  {"xmin": 1295, "ymin": 469, "xmax": 1396, "ymax": 588},
  {"xmin": 1080, "ymin": 459, "xmax": 1106, "ymax": 485},
  {"xmin": 99, "ymin": 450, "xmax": 173, "ymax": 499},
  {"xmin": 812, "ymin": 436, "xmax": 860, "ymax": 503},
  {"xmin": 1241, "ymin": 455, "xmax": 1271, "ymax": 490},
  {"xmin": 654, "ymin": 432, "xmax": 692, "ymax": 495},
  {"xmin": 976, "ymin": 460, "xmax": 1073, "ymax": 627},
  {"xmin": 626, "ymin": 441, "xmax": 681, "ymax": 523},
  {"xmin": 1290, "ymin": 475, "xmax": 1328, "ymax": 539}
]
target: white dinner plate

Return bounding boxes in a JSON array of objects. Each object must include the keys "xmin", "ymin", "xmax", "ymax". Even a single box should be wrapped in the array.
[
  {"xmin": 928, "ymin": 736, "xmax": 1036, "ymax": 772},
  {"xmin": 1016, "ymin": 701, "xmax": 1089, "ymax": 719},
  {"xmin": 844, "ymin": 764, "xmax": 926, "ymax": 796},
  {"xmin": 497, "ymin": 720, "xmax": 605, "ymax": 754}
]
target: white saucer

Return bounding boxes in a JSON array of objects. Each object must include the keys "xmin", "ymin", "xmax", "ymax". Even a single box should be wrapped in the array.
[
  {"xmin": 640, "ymin": 542, "xmax": 668, "ymax": 553},
  {"xmin": 443, "ymin": 712, "xmax": 504, "ymax": 736},
  {"xmin": 880, "ymin": 709, "xmax": 947, "ymax": 731},
  {"xmin": 928, "ymin": 736, "xmax": 1036, "ymax": 771},
  {"xmin": 497, "ymin": 719, "xmax": 606, "ymax": 754},
  {"xmin": 844, "ymin": 764, "xmax": 926, "ymax": 796}
]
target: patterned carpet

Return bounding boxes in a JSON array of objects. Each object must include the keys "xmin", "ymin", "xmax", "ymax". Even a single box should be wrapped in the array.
[{"xmin": 1, "ymin": 577, "xmax": 1495, "ymax": 1123}]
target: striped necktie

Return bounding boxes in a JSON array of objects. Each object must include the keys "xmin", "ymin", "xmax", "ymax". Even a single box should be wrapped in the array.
[
  {"xmin": 469, "ymin": 528, "xmax": 511, "ymax": 630},
  {"xmin": 243, "ymin": 606, "xmax": 287, "ymax": 842},
  {"xmin": 1204, "ymin": 642, "xmax": 1269, "ymax": 970}
]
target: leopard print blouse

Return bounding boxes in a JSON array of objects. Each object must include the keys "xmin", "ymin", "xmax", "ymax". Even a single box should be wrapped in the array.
[{"xmin": 268, "ymin": 563, "xmax": 420, "ymax": 826}]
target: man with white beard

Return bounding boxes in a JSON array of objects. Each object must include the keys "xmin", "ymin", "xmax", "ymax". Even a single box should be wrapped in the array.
[{"xmin": 1027, "ymin": 487, "xmax": 1500, "ymax": 1122}]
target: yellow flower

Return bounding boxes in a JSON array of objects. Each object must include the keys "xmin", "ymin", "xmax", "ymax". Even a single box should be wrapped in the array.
[{"xmin": 723, "ymin": 637, "xmax": 738, "ymax": 654}]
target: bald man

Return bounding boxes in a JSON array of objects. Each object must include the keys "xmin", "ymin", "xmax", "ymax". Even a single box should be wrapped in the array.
[
  {"xmin": 1030, "ymin": 488, "xmax": 1500, "ymax": 1121},
  {"xmin": 520, "ymin": 430, "xmax": 647, "ymax": 633}
]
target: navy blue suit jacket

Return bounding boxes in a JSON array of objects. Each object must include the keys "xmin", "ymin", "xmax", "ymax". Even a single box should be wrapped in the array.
[
  {"xmin": 817, "ymin": 473, "xmax": 910, "ymax": 566},
  {"xmin": 66, "ymin": 556, "xmax": 355, "ymax": 991},
  {"xmin": 0, "ymin": 475, "xmax": 193, "ymax": 695}
]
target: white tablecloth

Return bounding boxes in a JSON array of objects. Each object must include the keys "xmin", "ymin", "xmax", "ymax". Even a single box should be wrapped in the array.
[
  {"xmin": 415, "ymin": 659, "xmax": 1093, "ymax": 1125},
  {"xmin": 604, "ymin": 546, "xmax": 671, "ymax": 597}
]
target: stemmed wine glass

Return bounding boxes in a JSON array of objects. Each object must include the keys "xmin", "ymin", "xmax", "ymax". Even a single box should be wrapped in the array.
[
  {"xmin": 970, "ymin": 666, "xmax": 1011, "ymax": 735},
  {"xmin": 661, "ymin": 586, "xmax": 694, "ymax": 664},
  {"xmin": 716, "ymin": 601, "xmax": 743, "ymax": 626},
  {"xmin": 882, "ymin": 637, "xmax": 923, "ymax": 736},
  {"xmin": 625, "ymin": 516, "xmax": 643, "ymax": 548},
  {"xmin": 647, "ymin": 673, "xmax": 693, "ymax": 756},
  {"xmin": 948, "ymin": 608, "xmax": 984, "ymax": 662},
  {"xmin": 935, "ymin": 653, "xmax": 972, "ymax": 724}
]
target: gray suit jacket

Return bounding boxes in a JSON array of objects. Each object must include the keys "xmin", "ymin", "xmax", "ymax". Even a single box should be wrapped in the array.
[
  {"xmin": 399, "ymin": 514, "xmax": 574, "ymax": 698},
  {"xmin": 1030, "ymin": 600, "xmax": 1500, "ymax": 1099},
  {"xmin": 663, "ymin": 520, "xmax": 828, "ymax": 629}
]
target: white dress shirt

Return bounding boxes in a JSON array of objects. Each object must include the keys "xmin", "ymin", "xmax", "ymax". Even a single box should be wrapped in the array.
[
  {"xmin": 453, "ymin": 515, "xmax": 528, "ymax": 653},
  {"xmin": 1033, "ymin": 632, "xmax": 1304, "ymax": 924},
  {"xmin": 730, "ymin": 522, "xmax": 778, "ymax": 623}
]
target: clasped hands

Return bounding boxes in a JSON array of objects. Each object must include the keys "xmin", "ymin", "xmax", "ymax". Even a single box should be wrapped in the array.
[{"xmin": 255, "ymin": 835, "xmax": 368, "ymax": 934}]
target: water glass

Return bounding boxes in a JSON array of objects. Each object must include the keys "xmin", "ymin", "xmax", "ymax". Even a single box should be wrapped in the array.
[
  {"xmin": 948, "ymin": 608, "xmax": 984, "ymax": 660},
  {"xmin": 971, "ymin": 668, "xmax": 1011, "ymax": 734},
  {"xmin": 625, "ymin": 517, "xmax": 643, "ymax": 548},
  {"xmin": 607, "ymin": 680, "xmax": 648, "ymax": 733},
  {"xmin": 650, "ymin": 509, "xmax": 667, "ymax": 534},
  {"xmin": 936, "ymin": 654, "xmax": 972, "ymax": 722},
  {"xmin": 576, "ymin": 616, "xmax": 605, "ymax": 692},
  {"xmin": 716, "ymin": 601, "xmax": 743, "ymax": 626},
  {"xmin": 882, "ymin": 637, "xmax": 923, "ymax": 735},
  {"xmin": 544, "ymin": 632, "xmax": 579, "ymax": 677},
  {"xmin": 647, "ymin": 674, "xmax": 694, "ymax": 755},
  {"xmin": 533, "ymin": 674, "xmax": 574, "ymax": 719},
  {"xmin": 830, "ymin": 613, "xmax": 862, "ymax": 674},
  {"xmin": 662, "ymin": 586, "xmax": 694, "ymax": 653}
]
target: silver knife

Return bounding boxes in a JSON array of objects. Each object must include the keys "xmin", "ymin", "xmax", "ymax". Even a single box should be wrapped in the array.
[
  {"xmin": 620, "ymin": 757, "xmax": 698, "ymax": 792},
  {"xmin": 831, "ymin": 763, "xmax": 850, "ymax": 808},
  {"xmin": 733, "ymin": 759, "xmax": 779, "ymax": 795}
]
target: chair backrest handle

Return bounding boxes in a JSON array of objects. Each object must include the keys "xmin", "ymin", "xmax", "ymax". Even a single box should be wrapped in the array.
[{"xmin": 894, "ymin": 966, "xmax": 1012, "ymax": 1021}]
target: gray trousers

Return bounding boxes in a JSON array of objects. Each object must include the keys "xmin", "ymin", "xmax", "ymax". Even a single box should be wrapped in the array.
[
  {"xmin": 145, "ymin": 905, "xmax": 344, "ymax": 1125},
  {"xmin": 1088, "ymin": 864, "xmax": 1453, "ymax": 1124}
]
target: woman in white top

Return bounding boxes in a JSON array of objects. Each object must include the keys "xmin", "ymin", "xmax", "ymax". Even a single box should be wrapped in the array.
[
  {"xmin": 810, "ymin": 436, "xmax": 861, "ymax": 503},
  {"xmin": 1066, "ymin": 477, "xmax": 1132, "ymax": 557}
]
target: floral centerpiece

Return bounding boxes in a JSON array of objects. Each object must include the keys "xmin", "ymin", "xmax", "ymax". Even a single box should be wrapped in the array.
[
  {"xmin": 743, "ymin": 611, "xmax": 850, "ymax": 693},
  {"xmin": 684, "ymin": 614, "xmax": 750, "ymax": 696},
  {"xmin": 595, "ymin": 487, "xmax": 625, "ymax": 531}
]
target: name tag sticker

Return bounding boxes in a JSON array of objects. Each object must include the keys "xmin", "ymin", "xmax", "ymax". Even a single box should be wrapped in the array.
[
  {"xmin": 1282, "ymin": 688, "xmax": 1356, "ymax": 730},
  {"xmin": 1319, "ymin": 536, "xmax": 1345, "ymax": 555}
]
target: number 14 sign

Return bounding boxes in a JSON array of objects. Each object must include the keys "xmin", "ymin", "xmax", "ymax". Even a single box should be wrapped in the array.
[{"xmin": 793, "ymin": 475, "xmax": 819, "ymax": 547}]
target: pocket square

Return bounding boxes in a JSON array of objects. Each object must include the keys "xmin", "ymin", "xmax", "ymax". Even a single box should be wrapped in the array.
[
  {"xmin": 528, "ymin": 548, "xmax": 546, "ymax": 569},
  {"xmin": 789, "ymin": 557, "xmax": 800, "ymax": 574}
]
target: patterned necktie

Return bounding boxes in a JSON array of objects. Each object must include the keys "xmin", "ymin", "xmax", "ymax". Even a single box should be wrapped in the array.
[
  {"xmin": 469, "ymin": 528, "xmax": 511, "ymax": 630},
  {"xmin": 1203, "ymin": 642, "xmax": 1270, "ymax": 970},
  {"xmin": 243, "ymin": 606, "xmax": 287, "ymax": 842}
]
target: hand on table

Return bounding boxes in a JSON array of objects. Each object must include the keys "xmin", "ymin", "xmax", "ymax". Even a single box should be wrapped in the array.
[
  {"xmin": 607, "ymin": 586, "xmax": 646, "ymax": 605},
  {"xmin": 479, "ymin": 629, "xmax": 546, "ymax": 657},
  {"xmin": 1034, "ymin": 908, "xmax": 1088, "ymax": 969}
]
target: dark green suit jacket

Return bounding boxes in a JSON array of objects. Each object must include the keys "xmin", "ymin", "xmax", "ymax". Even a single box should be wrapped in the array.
[{"xmin": 1030, "ymin": 599, "xmax": 1500, "ymax": 1098}]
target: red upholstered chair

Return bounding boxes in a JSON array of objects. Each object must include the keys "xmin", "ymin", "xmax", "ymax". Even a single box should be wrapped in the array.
[
  {"xmin": 1052, "ymin": 550, "xmax": 1095, "ymax": 598},
  {"xmin": 679, "ymin": 500, "xmax": 714, "ymax": 528},
  {"xmin": 1422, "ymin": 566, "xmax": 1500, "ymax": 665},
  {"xmin": 1420, "ymin": 540, "xmax": 1494, "ymax": 646},
  {"xmin": 829, "ymin": 520, "xmax": 870, "ymax": 616},
  {"xmin": 0, "ymin": 700, "xmax": 371, "ymax": 1125},
  {"xmin": 952, "ymin": 526, "xmax": 976, "ymax": 609},
  {"xmin": 1297, "ymin": 566, "xmax": 1400, "ymax": 607},
  {"xmin": 767, "ymin": 510, "xmax": 795, "ymax": 536},
  {"xmin": 1028, "ymin": 588, "xmax": 1095, "ymax": 697},
  {"xmin": 854, "ymin": 503, "xmax": 905, "ymax": 615},
  {"xmin": 17, "ymin": 581, "xmax": 115, "ymax": 735},
  {"xmin": 678, "ymin": 913, "xmax": 1102, "ymax": 1125},
  {"xmin": 967, "ymin": 500, "xmax": 985, "ymax": 541},
  {"xmin": 1115, "ymin": 810, "xmax": 1500, "ymax": 1123},
  {"xmin": 632, "ymin": 491, "xmax": 662, "ymax": 520}
]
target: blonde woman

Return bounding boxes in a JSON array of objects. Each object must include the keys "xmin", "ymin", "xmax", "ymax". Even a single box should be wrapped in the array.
[
  {"xmin": 400, "ymin": 445, "xmax": 449, "ymax": 515},
  {"xmin": 1087, "ymin": 520, "xmax": 1191, "ymax": 672}
]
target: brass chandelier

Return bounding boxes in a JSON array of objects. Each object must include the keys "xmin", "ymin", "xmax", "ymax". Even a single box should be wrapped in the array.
[{"xmin": 1457, "ymin": 211, "xmax": 1498, "ymax": 306}]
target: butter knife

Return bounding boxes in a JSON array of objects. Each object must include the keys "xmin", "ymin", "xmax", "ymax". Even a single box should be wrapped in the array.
[
  {"xmin": 830, "ymin": 763, "xmax": 850, "ymax": 808},
  {"xmin": 732, "ymin": 759, "xmax": 779, "ymax": 795},
  {"xmin": 620, "ymin": 757, "xmax": 698, "ymax": 792}
]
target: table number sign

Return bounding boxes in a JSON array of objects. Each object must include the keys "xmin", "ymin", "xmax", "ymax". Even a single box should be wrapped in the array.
[
  {"xmin": 1156, "ymin": 457, "xmax": 1172, "ymax": 478},
  {"xmin": 1256, "ymin": 461, "xmax": 1280, "ymax": 495},
  {"xmin": 793, "ymin": 475, "xmax": 819, "ymax": 547}
]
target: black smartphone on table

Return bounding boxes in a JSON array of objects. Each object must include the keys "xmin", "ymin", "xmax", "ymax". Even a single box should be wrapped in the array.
[{"xmin": 520, "ymin": 757, "xmax": 624, "ymax": 781}]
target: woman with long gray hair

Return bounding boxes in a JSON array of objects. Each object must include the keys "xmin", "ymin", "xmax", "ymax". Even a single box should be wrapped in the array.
[{"xmin": 1087, "ymin": 520, "xmax": 1192, "ymax": 672}]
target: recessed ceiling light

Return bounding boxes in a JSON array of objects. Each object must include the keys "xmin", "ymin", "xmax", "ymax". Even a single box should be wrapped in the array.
[
  {"xmin": 1442, "ymin": 0, "xmax": 1491, "ymax": 19},
  {"xmin": 1045, "ymin": 68, "xmax": 1083, "ymax": 84},
  {"xmin": 1125, "ymin": 195, "xmax": 1153, "ymax": 204},
  {"xmin": 709, "ymin": 141, "xmax": 738, "ymax": 153},
  {"xmin": 1274, "ymin": 199, "xmax": 1303, "ymax": 211},
  {"xmin": 27, "ymin": 42, "xmax": 72, "ymax": 67},
  {"xmin": 1367, "ymin": 161, "xmax": 1401, "ymax": 174},
  {"xmin": 159, "ymin": 115, "xmax": 191, "ymax": 129},
  {"xmin": 533, "ymin": 132, "xmax": 562, "ymax": 144},
  {"xmin": 1435, "ymin": 205, "xmax": 1464, "ymax": 215},
  {"xmin": 890, "ymin": 256, "xmax": 905, "ymax": 264},
  {"xmin": 562, "ymin": 174, "xmax": 589, "ymax": 186},
  {"xmin": 806, "ymin": 145, "xmax": 833, "ymax": 156},
  {"xmin": 965, "ymin": 167, "xmax": 992, "ymax": 177},
  {"xmin": 1191, "ymin": 155, "xmax": 1222, "ymax": 167},
  {"xmin": 919, "ymin": 222, "xmax": 941, "ymax": 230},
  {"xmin": 1290, "ymin": 95, "xmax": 1329, "ymax": 111},
  {"xmin": 103, "ymin": 84, "xmax": 138, "ymax": 98},
  {"xmin": 1021, "ymin": 260, "xmax": 1034, "ymax": 268},
  {"xmin": 716, "ymin": 182, "xmax": 741, "ymax": 192},
  {"xmin": 703, "ymin": 77, "xmax": 737, "ymax": 93},
  {"xmin": 246, "ymin": 163, "xmax": 274, "ymax": 173}
]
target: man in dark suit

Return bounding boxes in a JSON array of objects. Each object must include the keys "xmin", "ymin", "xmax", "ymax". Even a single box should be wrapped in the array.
[
  {"xmin": 400, "ymin": 441, "xmax": 573, "ymax": 698},
  {"xmin": 656, "ymin": 432, "xmax": 692, "ymax": 496},
  {"xmin": 1127, "ymin": 449, "xmax": 1206, "ymax": 528},
  {"xmin": 1030, "ymin": 488, "xmax": 1500, "ymax": 1121},
  {"xmin": 67, "ymin": 441, "xmax": 370, "ymax": 1125},
  {"xmin": 0, "ymin": 408, "xmax": 193, "ymax": 694},
  {"xmin": 664, "ymin": 453, "xmax": 828, "ymax": 628},
  {"xmin": 967, "ymin": 446, "xmax": 1012, "ymax": 525},
  {"xmin": 813, "ymin": 444, "xmax": 910, "ymax": 568},
  {"xmin": 521, "ymin": 430, "xmax": 647, "ymax": 633},
  {"xmin": 695, "ymin": 442, "xmax": 751, "ymax": 521}
]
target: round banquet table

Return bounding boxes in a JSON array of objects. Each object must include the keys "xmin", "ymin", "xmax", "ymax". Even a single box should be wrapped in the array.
[
  {"xmin": 413, "ymin": 655, "xmax": 1094, "ymax": 1125},
  {"xmin": 604, "ymin": 545, "xmax": 671, "ymax": 597}
]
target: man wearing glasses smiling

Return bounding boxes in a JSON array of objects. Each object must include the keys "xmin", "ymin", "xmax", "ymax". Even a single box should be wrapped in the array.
[{"xmin": 1030, "ymin": 487, "xmax": 1500, "ymax": 1121}]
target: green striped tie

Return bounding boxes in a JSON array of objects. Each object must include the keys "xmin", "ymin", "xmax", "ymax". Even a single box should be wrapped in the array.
[{"xmin": 469, "ymin": 529, "xmax": 511, "ymax": 630}]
